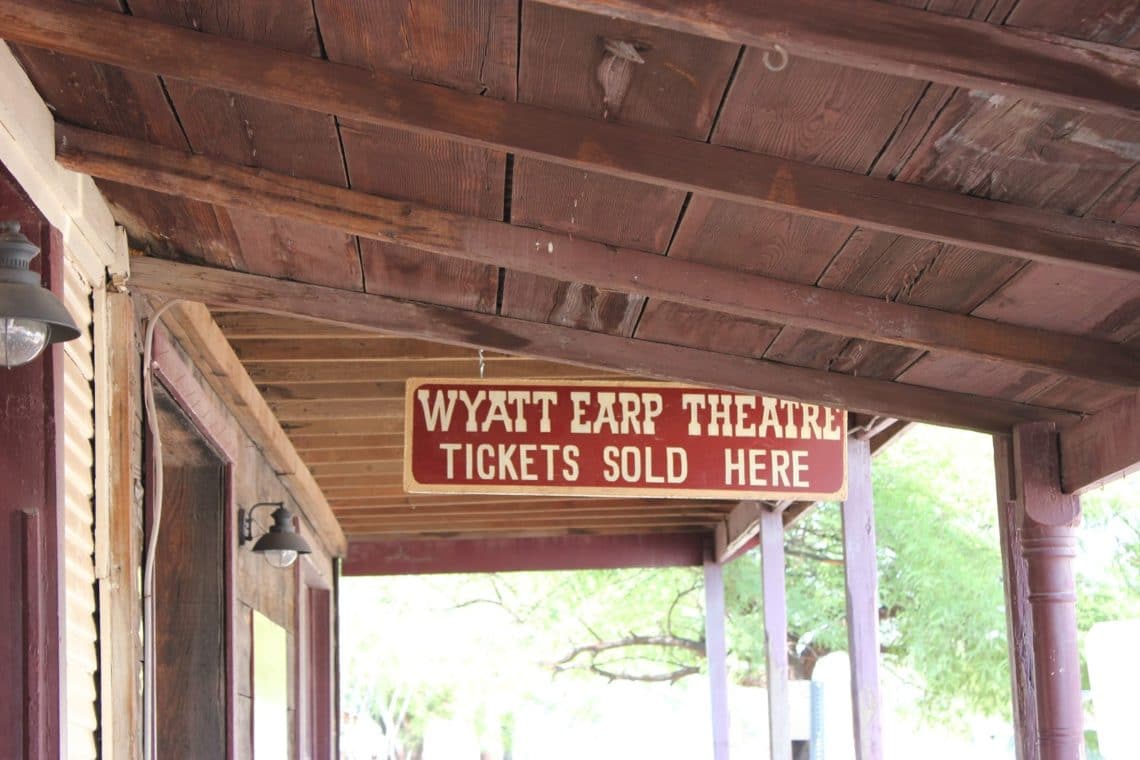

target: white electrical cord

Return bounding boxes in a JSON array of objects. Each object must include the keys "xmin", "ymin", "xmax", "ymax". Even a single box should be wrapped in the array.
[{"xmin": 141, "ymin": 299, "xmax": 181, "ymax": 760}]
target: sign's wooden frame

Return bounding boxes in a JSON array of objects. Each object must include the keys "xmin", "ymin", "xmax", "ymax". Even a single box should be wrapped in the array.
[{"xmin": 404, "ymin": 378, "xmax": 849, "ymax": 501}]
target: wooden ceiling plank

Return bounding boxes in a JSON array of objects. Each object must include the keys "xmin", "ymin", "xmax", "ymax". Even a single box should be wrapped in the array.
[
  {"xmin": 289, "ymin": 434, "xmax": 405, "ymax": 451},
  {"xmin": 156, "ymin": 301, "xmax": 347, "ymax": 555},
  {"xmin": 270, "ymin": 399, "xmax": 405, "ymax": 422},
  {"xmin": 59, "ymin": 127, "xmax": 1140, "ymax": 385},
  {"xmin": 0, "ymin": 2, "xmax": 1134, "ymax": 276},
  {"xmin": 300, "ymin": 447, "xmax": 404, "ymax": 464},
  {"xmin": 533, "ymin": 0, "xmax": 1140, "ymax": 120},
  {"xmin": 128, "ymin": 257, "xmax": 1081, "ymax": 432}
]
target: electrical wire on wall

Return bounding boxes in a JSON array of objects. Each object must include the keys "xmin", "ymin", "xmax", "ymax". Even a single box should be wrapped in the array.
[{"xmin": 140, "ymin": 299, "xmax": 181, "ymax": 760}]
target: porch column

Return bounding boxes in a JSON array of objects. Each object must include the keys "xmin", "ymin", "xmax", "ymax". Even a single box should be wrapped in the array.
[
  {"xmin": 759, "ymin": 507, "xmax": 791, "ymax": 760},
  {"xmin": 704, "ymin": 549, "xmax": 730, "ymax": 760},
  {"xmin": 841, "ymin": 437, "xmax": 882, "ymax": 760},
  {"xmin": 1011, "ymin": 422, "xmax": 1082, "ymax": 760},
  {"xmin": 993, "ymin": 435, "xmax": 1039, "ymax": 760}
]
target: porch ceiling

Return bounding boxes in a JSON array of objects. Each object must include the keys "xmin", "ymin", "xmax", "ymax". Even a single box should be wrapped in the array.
[{"xmin": 2, "ymin": 0, "xmax": 1138, "ymax": 544}]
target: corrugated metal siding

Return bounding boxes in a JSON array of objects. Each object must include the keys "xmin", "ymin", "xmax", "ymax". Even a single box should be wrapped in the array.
[{"xmin": 61, "ymin": 258, "xmax": 98, "ymax": 760}]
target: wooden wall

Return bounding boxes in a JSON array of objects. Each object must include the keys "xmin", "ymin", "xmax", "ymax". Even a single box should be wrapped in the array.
[{"xmin": 150, "ymin": 318, "xmax": 338, "ymax": 760}]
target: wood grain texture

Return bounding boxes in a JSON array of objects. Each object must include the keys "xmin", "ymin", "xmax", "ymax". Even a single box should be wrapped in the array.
[
  {"xmin": 1059, "ymin": 391, "xmax": 1140, "ymax": 494},
  {"xmin": 502, "ymin": 2, "xmax": 738, "ymax": 333},
  {"xmin": 9, "ymin": 0, "xmax": 1140, "ymax": 276},
  {"xmin": 57, "ymin": 127, "xmax": 1140, "ymax": 386},
  {"xmin": 318, "ymin": 1, "xmax": 513, "ymax": 312},
  {"xmin": 128, "ymin": 257, "xmax": 1081, "ymax": 432},
  {"xmin": 992, "ymin": 435, "xmax": 1040, "ymax": 760},
  {"xmin": 534, "ymin": 0, "xmax": 1140, "ymax": 119},
  {"xmin": 126, "ymin": 0, "xmax": 362, "ymax": 291}
]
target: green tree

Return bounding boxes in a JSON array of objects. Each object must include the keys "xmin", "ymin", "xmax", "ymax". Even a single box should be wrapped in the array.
[{"xmin": 341, "ymin": 426, "xmax": 1140, "ymax": 751}]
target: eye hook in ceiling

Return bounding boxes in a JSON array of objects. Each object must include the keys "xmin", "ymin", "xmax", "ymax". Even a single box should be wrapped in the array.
[{"xmin": 763, "ymin": 43, "xmax": 789, "ymax": 73}]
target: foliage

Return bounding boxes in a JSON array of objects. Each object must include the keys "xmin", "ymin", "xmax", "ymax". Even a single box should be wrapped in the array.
[{"xmin": 341, "ymin": 426, "xmax": 1140, "ymax": 753}]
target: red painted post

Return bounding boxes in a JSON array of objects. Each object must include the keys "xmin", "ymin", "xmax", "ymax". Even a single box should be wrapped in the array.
[
  {"xmin": 1012, "ymin": 423, "xmax": 1082, "ymax": 760},
  {"xmin": 841, "ymin": 437, "xmax": 882, "ymax": 760},
  {"xmin": 0, "ymin": 169, "xmax": 64, "ymax": 760},
  {"xmin": 759, "ymin": 508, "xmax": 791, "ymax": 760},
  {"xmin": 703, "ymin": 548, "xmax": 730, "ymax": 760},
  {"xmin": 993, "ymin": 435, "xmax": 1040, "ymax": 760}
]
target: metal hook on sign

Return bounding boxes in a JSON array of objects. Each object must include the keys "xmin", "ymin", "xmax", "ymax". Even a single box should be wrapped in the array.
[
  {"xmin": 763, "ymin": 43, "xmax": 789, "ymax": 72},
  {"xmin": 478, "ymin": 349, "xmax": 486, "ymax": 379}
]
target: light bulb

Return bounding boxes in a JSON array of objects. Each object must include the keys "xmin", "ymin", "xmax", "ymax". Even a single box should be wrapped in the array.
[
  {"xmin": 263, "ymin": 549, "xmax": 299, "ymax": 569},
  {"xmin": 0, "ymin": 317, "xmax": 49, "ymax": 368}
]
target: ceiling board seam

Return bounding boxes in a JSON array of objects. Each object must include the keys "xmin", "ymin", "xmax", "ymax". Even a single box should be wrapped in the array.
[{"xmin": 705, "ymin": 45, "xmax": 746, "ymax": 144}]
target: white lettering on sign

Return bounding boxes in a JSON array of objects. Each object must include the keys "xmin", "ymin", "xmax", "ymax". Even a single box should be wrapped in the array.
[{"xmin": 407, "ymin": 381, "xmax": 847, "ymax": 500}]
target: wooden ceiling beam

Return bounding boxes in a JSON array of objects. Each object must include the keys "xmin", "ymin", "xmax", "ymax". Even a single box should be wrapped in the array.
[
  {"xmin": 0, "ymin": 1, "xmax": 1129, "ymax": 275},
  {"xmin": 343, "ymin": 533, "xmax": 708, "ymax": 575},
  {"xmin": 1059, "ymin": 391, "xmax": 1140, "ymax": 494},
  {"xmin": 58, "ymin": 126, "xmax": 1140, "ymax": 385},
  {"xmin": 128, "ymin": 257, "xmax": 1081, "ymax": 433},
  {"xmin": 538, "ymin": 0, "xmax": 1140, "ymax": 120}
]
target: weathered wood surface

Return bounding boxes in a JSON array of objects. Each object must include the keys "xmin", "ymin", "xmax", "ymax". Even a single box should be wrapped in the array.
[
  {"xmin": 154, "ymin": 464, "xmax": 227, "ymax": 760},
  {"xmin": 842, "ymin": 437, "xmax": 883, "ymax": 760},
  {"xmin": 128, "ymin": 257, "xmax": 1081, "ymax": 432},
  {"xmin": 157, "ymin": 303, "xmax": 347, "ymax": 555},
  {"xmin": 993, "ymin": 434, "xmax": 1040, "ymax": 760},
  {"xmin": 5, "ymin": 1, "xmax": 1140, "ymax": 278},
  {"xmin": 1011, "ymin": 423, "xmax": 1083, "ymax": 760},
  {"xmin": 1058, "ymin": 391, "xmax": 1140, "ymax": 493},
  {"xmin": 56, "ymin": 126, "xmax": 1140, "ymax": 386},
  {"xmin": 534, "ymin": 0, "xmax": 1140, "ymax": 120},
  {"xmin": 101, "ymin": 292, "xmax": 141, "ymax": 760},
  {"xmin": 760, "ymin": 507, "xmax": 792, "ymax": 760}
]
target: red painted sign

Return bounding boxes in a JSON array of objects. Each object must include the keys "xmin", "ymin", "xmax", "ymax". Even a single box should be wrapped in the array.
[{"xmin": 404, "ymin": 380, "xmax": 847, "ymax": 500}]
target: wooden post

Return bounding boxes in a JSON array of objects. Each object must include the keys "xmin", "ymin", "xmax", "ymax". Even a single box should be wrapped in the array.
[
  {"xmin": 759, "ymin": 507, "xmax": 791, "ymax": 760},
  {"xmin": 841, "ymin": 437, "xmax": 882, "ymax": 760},
  {"xmin": 1011, "ymin": 423, "xmax": 1082, "ymax": 760},
  {"xmin": 704, "ymin": 549, "xmax": 731, "ymax": 760},
  {"xmin": 993, "ymin": 435, "xmax": 1039, "ymax": 760}
]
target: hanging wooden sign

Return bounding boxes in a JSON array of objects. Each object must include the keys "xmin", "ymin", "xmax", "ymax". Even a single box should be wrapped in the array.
[{"xmin": 404, "ymin": 379, "xmax": 847, "ymax": 500}]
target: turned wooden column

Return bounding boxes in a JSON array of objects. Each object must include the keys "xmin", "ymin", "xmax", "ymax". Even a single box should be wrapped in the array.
[{"xmin": 1011, "ymin": 422, "xmax": 1082, "ymax": 760}]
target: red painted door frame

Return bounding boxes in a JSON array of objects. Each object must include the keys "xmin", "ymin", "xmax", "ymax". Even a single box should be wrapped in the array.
[
  {"xmin": 296, "ymin": 557, "xmax": 335, "ymax": 760},
  {"xmin": 0, "ymin": 168, "xmax": 66, "ymax": 759}
]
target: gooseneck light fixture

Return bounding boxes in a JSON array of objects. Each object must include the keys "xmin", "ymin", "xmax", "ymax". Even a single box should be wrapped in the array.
[
  {"xmin": 0, "ymin": 221, "xmax": 80, "ymax": 368},
  {"xmin": 238, "ymin": 502, "xmax": 312, "ymax": 568}
]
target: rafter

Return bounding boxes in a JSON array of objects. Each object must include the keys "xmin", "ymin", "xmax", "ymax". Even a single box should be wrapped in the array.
[
  {"xmin": 127, "ymin": 257, "xmax": 1080, "ymax": 434},
  {"xmin": 537, "ymin": 0, "xmax": 1140, "ymax": 120},
  {"xmin": 56, "ymin": 126, "xmax": 1140, "ymax": 386},
  {"xmin": 0, "ymin": 2, "xmax": 1136, "ymax": 275},
  {"xmin": 1059, "ymin": 391, "xmax": 1140, "ymax": 494}
]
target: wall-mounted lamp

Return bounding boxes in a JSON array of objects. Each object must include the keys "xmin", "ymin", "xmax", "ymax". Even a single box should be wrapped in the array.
[
  {"xmin": 0, "ymin": 221, "xmax": 80, "ymax": 368},
  {"xmin": 238, "ymin": 502, "xmax": 312, "ymax": 568}
]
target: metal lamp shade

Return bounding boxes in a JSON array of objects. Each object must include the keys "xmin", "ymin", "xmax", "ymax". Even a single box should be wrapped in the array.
[
  {"xmin": 0, "ymin": 280, "xmax": 81, "ymax": 341},
  {"xmin": 250, "ymin": 506, "xmax": 312, "ymax": 568},
  {"xmin": 0, "ymin": 222, "xmax": 80, "ymax": 368}
]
